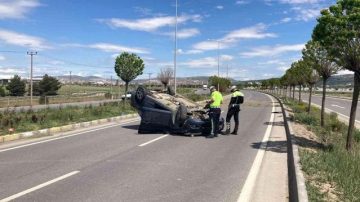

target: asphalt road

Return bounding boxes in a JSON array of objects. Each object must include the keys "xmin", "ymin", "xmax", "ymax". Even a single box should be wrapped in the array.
[
  {"xmin": 295, "ymin": 92, "xmax": 359, "ymax": 121},
  {"xmin": 0, "ymin": 90, "xmax": 274, "ymax": 202}
]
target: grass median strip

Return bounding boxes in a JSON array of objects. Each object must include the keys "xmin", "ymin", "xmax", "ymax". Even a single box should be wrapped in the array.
[
  {"xmin": 0, "ymin": 101, "xmax": 135, "ymax": 136},
  {"xmin": 284, "ymin": 99, "xmax": 360, "ymax": 202}
]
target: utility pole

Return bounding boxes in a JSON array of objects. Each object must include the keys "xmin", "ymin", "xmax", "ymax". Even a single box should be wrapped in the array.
[
  {"xmin": 27, "ymin": 51, "xmax": 37, "ymax": 107},
  {"xmin": 69, "ymin": 71, "xmax": 72, "ymax": 96},
  {"xmin": 174, "ymin": 0, "xmax": 178, "ymax": 94},
  {"xmin": 147, "ymin": 73, "xmax": 153, "ymax": 89},
  {"xmin": 110, "ymin": 75, "xmax": 113, "ymax": 99},
  {"xmin": 226, "ymin": 64, "xmax": 229, "ymax": 79}
]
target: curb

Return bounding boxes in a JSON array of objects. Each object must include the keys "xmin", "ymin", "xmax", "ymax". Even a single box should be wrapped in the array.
[
  {"xmin": 0, "ymin": 113, "xmax": 139, "ymax": 144},
  {"xmin": 261, "ymin": 91, "xmax": 309, "ymax": 202},
  {"xmin": 282, "ymin": 102, "xmax": 309, "ymax": 202}
]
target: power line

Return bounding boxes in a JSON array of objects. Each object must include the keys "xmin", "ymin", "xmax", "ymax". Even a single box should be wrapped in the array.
[{"xmin": 39, "ymin": 53, "xmax": 113, "ymax": 69}]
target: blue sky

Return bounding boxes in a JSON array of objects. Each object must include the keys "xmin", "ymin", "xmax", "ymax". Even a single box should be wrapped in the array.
[{"xmin": 0, "ymin": 0, "xmax": 338, "ymax": 80}]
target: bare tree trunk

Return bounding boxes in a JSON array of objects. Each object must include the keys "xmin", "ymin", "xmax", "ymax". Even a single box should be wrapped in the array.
[
  {"xmin": 124, "ymin": 82, "xmax": 129, "ymax": 105},
  {"xmin": 321, "ymin": 78, "xmax": 327, "ymax": 127},
  {"xmin": 346, "ymin": 73, "xmax": 360, "ymax": 151},
  {"xmin": 308, "ymin": 84, "xmax": 313, "ymax": 114},
  {"xmin": 289, "ymin": 86, "xmax": 291, "ymax": 98},
  {"xmin": 299, "ymin": 85, "xmax": 302, "ymax": 102},
  {"xmin": 292, "ymin": 85, "xmax": 295, "ymax": 100}
]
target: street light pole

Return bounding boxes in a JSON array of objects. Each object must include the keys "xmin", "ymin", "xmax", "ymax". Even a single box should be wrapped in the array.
[
  {"xmin": 174, "ymin": 0, "xmax": 178, "ymax": 94},
  {"xmin": 27, "ymin": 51, "xmax": 37, "ymax": 107}
]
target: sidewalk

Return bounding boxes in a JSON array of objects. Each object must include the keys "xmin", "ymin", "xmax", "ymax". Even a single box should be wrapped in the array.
[{"xmin": 250, "ymin": 99, "xmax": 289, "ymax": 202}]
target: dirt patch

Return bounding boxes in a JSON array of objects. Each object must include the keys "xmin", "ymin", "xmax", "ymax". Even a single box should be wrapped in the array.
[{"xmin": 292, "ymin": 123, "xmax": 319, "ymax": 153}]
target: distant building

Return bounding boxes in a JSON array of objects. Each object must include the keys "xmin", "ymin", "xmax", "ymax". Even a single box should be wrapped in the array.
[{"xmin": 0, "ymin": 79, "xmax": 10, "ymax": 85}]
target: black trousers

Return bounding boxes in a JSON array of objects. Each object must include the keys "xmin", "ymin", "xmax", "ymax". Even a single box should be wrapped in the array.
[
  {"xmin": 226, "ymin": 107, "xmax": 239, "ymax": 124},
  {"xmin": 209, "ymin": 108, "xmax": 221, "ymax": 135}
]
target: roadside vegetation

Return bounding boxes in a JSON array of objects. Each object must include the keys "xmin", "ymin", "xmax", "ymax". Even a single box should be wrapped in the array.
[
  {"xmin": 285, "ymin": 99, "xmax": 360, "ymax": 202},
  {"xmin": 0, "ymin": 102, "xmax": 135, "ymax": 136}
]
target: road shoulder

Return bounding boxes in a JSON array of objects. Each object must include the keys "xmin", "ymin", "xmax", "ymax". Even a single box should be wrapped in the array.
[{"xmin": 250, "ymin": 98, "xmax": 289, "ymax": 202}]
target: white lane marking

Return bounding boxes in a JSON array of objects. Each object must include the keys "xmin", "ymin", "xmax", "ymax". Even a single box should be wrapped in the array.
[
  {"xmin": 138, "ymin": 135, "xmax": 169, "ymax": 147},
  {"xmin": 0, "ymin": 118, "xmax": 140, "ymax": 153},
  {"xmin": 237, "ymin": 93, "xmax": 275, "ymax": 202},
  {"xmin": 0, "ymin": 171, "xmax": 80, "ymax": 202},
  {"xmin": 331, "ymin": 104, "xmax": 345, "ymax": 109},
  {"xmin": 310, "ymin": 103, "xmax": 360, "ymax": 123}
]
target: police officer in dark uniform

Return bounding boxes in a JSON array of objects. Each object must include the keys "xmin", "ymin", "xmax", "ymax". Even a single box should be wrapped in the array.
[{"xmin": 225, "ymin": 86, "xmax": 244, "ymax": 135}]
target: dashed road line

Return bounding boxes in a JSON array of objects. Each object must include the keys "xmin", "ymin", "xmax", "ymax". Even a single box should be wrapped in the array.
[{"xmin": 0, "ymin": 171, "xmax": 80, "ymax": 202}]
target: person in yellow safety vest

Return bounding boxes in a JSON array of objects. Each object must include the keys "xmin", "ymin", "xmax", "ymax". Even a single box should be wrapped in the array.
[
  {"xmin": 206, "ymin": 86, "xmax": 223, "ymax": 138},
  {"xmin": 225, "ymin": 86, "xmax": 244, "ymax": 135}
]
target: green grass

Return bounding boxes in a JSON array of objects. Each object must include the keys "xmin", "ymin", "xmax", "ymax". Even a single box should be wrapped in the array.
[
  {"xmin": 0, "ymin": 101, "xmax": 135, "ymax": 136},
  {"xmin": 284, "ymin": 99, "xmax": 360, "ymax": 202},
  {"xmin": 58, "ymin": 84, "xmax": 123, "ymax": 95}
]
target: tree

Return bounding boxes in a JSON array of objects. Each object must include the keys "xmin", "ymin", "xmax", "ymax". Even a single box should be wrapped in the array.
[
  {"xmin": 208, "ymin": 76, "xmax": 231, "ymax": 92},
  {"xmin": 293, "ymin": 60, "xmax": 308, "ymax": 102},
  {"xmin": 312, "ymin": 0, "xmax": 360, "ymax": 150},
  {"xmin": 157, "ymin": 67, "xmax": 173, "ymax": 89},
  {"xmin": 0, "ymin": 86, "xmax": 6, "ymax": 97},
  {"xmin": 302, "ymin": 40, "xmax": 340, "ymax": 127},
  {"xmin": 38, "ymin": 74, "xmax": 62, "ymax": 96},
  {"xmin": 302, "ymin": 56, "xmax": 320, "ymax": 114},
  {"xmin": 6, "ymin": 75, "xmax": 26, "ymax": 96},
  {"xmin": 114, "ymin": 52, "xmax": 145, "ymax": 100}
]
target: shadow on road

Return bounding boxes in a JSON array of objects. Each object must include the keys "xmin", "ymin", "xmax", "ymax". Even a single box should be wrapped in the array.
[
  {"xmin": 251, "ymin": 136, "xmax": 333, "ymax": 154},
  {"xmin": 122, "ymin": 125, "xmax": 139, "ymax": 130},
  {"xmin": 251, "ymin": 141, "xmax": 288, "ymax": 153},
  {"xmin": 292, "ymin": 135, "xmax": 333, "ymax": 151}
]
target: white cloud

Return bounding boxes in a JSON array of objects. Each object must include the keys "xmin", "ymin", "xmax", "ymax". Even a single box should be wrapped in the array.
[
  {"xmin": 0, "ymin": 29, "xmax": 51, "ymax": 50},
  {"xmin": 236, "ymin": 1, "xmax": 249, "ymax": 5},
  {"xmin": 89, "ymin": 43, "xmax": 148, "ymax": 54},
  {"xmin": 0, "ymin": 55, "xmax": 5, "ymax": 60},
  {"xmin": 98, "ymin": 14, "xmax": 202, "ymax": 32},
  {"xmin": 177, "ymin": 49, "xmax": 203, "ymax": 55},
  {"xmin": 0, "ymin": 0, "xmax": 41, "ymax": 19},
  {"xmin": 277, "ymin": 66, "xmax": 290, "ymax": 72},
  {"xmin": 220, "ymin": 55, "xmax": 234, "ymax": 61},
  {"xmin": 0, "ymin": 67, "xmax": 27, "ymax": 79},
  {"xmin": 240, "ymin": 44, "xmax": 304, "ymax": 57},
  {"xmin": 259, "ymin": 59, "xmax": 286, "ymax": 65},
  {"xmin": 193, "ymin": 24, "xmax": 276, "ymax": 51},
  {"xmin": 163, "ymin": 28, "xmax": 200, "ymax": 39},
  {"xmin": 216, "ymin": 5, "xmax": 224, "ymax": 10},
  {"xmin": 182, "ymin": 57, "xmax": 218, "ymax": 68},
  {"xmin": 181, "ymin": 55, "xmax": 234, "ymax": 68},
  {"xmin": 281, "ymin": 17, "xmax": 292, "ymax": 23},
  {"xmin": 266, "ymin": 0, "xmax": 325, "ymax": 21},
  {"xmin": 292, "ymin": 7, "xmax": 321, "ymax": 21},
  {"xmin": 64, "ymin": 43, "xmax": 149, "ymax": 54}
]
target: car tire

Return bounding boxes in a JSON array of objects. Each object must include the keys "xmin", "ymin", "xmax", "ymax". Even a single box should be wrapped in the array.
[
  {"xmin": 175, "ymin": 103, "xmax": 188, "ymax": 126},
  {"xmin": 135, "ymin": 86, "xmax": 147, "ymax": 105}
]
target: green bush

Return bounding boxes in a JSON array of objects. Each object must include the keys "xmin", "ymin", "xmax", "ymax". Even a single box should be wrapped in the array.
[
  {"xmin": 0, "ymin": 101, "xmax": 135, "ymax": 136},
  {"xmin": 0, "ymin": 86, "xmax": 6, "ymax": 97},
  {"xmin": 295, "ymin": 112, "xmax": 318, "ymax": 126},
  {"xmin": 354, "ymin": 130, "xmax": 360, "ymax": 143}
]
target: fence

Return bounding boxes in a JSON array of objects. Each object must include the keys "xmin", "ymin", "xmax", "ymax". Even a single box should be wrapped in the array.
[{"xmin": 0, "ymin": 92, "xmax": 127, "ymax": 108}]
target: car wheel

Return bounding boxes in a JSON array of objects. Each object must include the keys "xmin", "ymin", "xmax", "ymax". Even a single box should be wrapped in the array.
[
  {"xmin": 175, "ymin": 103, "xmax": 188, "ymax": 126},
  {"xmin": 135, "ymin": 86, "xmax": 147, "ymax": 104}
]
